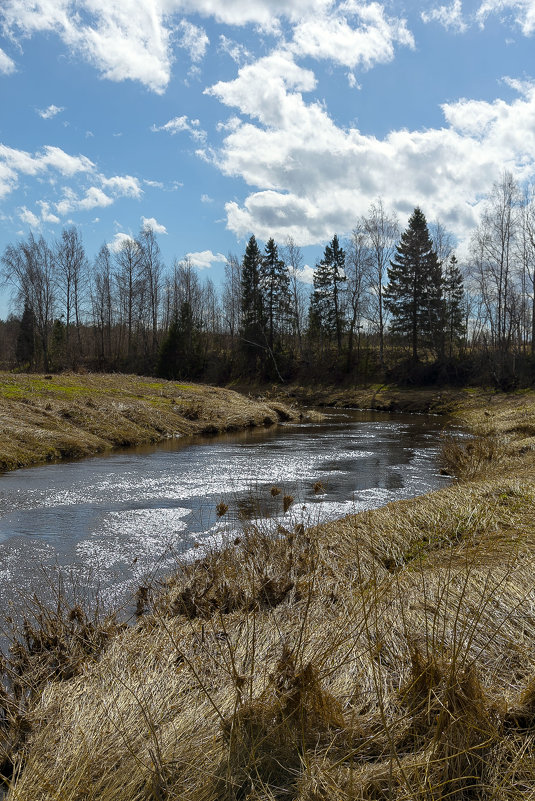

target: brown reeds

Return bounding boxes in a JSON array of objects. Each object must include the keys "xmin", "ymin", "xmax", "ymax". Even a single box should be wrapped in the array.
[{"xmin": 4, "ymin": 390, "xmax": 535, "ymax": 798}]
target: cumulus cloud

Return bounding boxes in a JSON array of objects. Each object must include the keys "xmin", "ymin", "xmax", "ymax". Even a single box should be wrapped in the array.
[
  {"xmin": 421, "ymin": 1, "xmax": 468, "ymax": 33},
  {"xmin": 296, "ymin": 264, "xmax": 315, "ymax": 285},
  {"xmin": 290, "ymin": 2, "xmax": 414, "ymax": 70},
  {"xmin": 185, "ymin": 249, "xmax": 227, "ymax": 269},
  {"xmin": 141, "ymin": 215, "xmax": 167, "ymax": 234},
  {"xmin": 206, "ymin": 51, "xmax": 317, "ymax": 128},
  {"xmin": 101, "ymin": 174, "xmax": 142, "ymax": 198},
  {"xmin": 0, "ymin": 0, "xmax": 332, "ymax": 92},
  {"xmin": 206, "ymin": 53, "xmax": 535, "ymax": 248},
  {"xmin": 108, "ymin": 231, "xmax": 137, "ymax": 252},
  {"xmin": 0, "ymin": 47, "xmax": 16, "ymax": 74},
  {"xmin": 37, "ymin": 104, "xmax": 65, "ymax": 119}
]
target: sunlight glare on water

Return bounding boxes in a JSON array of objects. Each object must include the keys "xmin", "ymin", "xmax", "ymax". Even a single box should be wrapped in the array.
[{"xmin": 0, "ymin": 409, "xmax": 451, "ymax": 610}]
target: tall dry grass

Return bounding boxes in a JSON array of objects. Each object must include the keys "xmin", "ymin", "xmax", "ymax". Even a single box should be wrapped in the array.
[{"xmin": 3, "ymin": 391, "xmax": 535, "ymax": 799}]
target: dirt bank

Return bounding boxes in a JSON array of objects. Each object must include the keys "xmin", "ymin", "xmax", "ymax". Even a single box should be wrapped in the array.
[{"xmin": 0, "ymin": 372, "xmax": 307, "ymax": 471}]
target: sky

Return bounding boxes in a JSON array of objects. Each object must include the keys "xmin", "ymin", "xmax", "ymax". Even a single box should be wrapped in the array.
[{"xmin": 1, "ymin": 0, "xmax": 535, "ymax": 316}]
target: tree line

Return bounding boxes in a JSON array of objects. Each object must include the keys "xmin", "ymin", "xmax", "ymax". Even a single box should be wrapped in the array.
[{"xmin": 1, "ymin": 171, "xmax": 535, "ymax": 387}]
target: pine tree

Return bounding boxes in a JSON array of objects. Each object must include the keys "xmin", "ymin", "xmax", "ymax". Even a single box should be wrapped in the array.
[
  {"xmin": 309, "ymin": 234, "xmax": 347, "ymax": 352},
  {"xmin": 260, "ymin": 238, "xmax": 290, "ymax": 351},
  {"xmin": 443, "ymin": 254, "xmax": 466, "ymax": 357},
  {"xmin": 240, "ymin": 235, "xmax": 265, "ymax": 368},
  {"xmin": 385, "ymin": 208, "xmax": 442, "ymax": 361}
]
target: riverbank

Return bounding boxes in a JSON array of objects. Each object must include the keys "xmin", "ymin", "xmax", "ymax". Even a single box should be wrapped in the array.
[
  {"xmin": 3, "ymin": 388, "xmax": 535, "ymax": 799},
  {"xmin": 0, "ymin": 372, "xmax": 305, "ymax": 471}
]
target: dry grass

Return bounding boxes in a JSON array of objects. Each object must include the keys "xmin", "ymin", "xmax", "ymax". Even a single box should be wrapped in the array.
[
  {"xmin": 3, "ymin": 388, "xmax": 535, "ymax": 799},
  {"xmin": 0, "ymin": 372, "xmax": 304, "ymax": 470}
]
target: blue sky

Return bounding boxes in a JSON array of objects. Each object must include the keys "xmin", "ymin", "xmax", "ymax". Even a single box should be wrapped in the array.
[{"xmin": 1, "ymin": 0, "xmax": 535, "ymax": 315}]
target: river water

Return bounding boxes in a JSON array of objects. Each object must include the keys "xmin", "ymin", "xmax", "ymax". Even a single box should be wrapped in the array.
[{"xmin": 0, "ymin": 409, "xmax": 451, "ymax": 615}]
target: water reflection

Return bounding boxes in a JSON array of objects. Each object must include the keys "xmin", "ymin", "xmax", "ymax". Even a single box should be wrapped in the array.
[{"xmin": 0, "ymin": 409, "xmax": 450, "ymax": 612}]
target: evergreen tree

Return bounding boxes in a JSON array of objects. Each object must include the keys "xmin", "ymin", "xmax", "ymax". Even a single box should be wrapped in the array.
[
  {"xmin": 156, "ymin": 301, "xmax": 201, "ymax": 379},
  {"xmin": 240, "ymin": 235, "xmax": 265, "ymax": 368},
  {"xmin": 16, "ymin": 301, "xmax": 35, "ymax": 368},
  {"xmin": 443, "ymin": 254, "xmax": 466, "ymax": 357},
  {"xmin": 309, "ymin": 234, "xmax": 347, "ymax": 352},
  {"xmin": 260, "ymin": 237, "xmax": 291, "ymax": 351},
  {"xmin": 385, "ymin": 208, "xmax": 442, "ymax": 361}
]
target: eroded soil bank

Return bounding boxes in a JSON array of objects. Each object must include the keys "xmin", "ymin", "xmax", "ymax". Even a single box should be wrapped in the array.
[{"xmin": 0, "ymin": 372, "xmax": 304, "ymax": 471}]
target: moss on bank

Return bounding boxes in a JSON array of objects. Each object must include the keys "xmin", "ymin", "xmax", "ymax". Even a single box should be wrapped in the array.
[
  {"xmin": 0, "ymin": 372, "xmax": 306, "ymax": 471},
  {"xmin": 2, "ymin": 386, "xmax": 535, "ymax": 799}
]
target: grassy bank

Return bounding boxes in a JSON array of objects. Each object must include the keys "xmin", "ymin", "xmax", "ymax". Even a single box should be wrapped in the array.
[
  {"xmin": 0, "ymin": 372, "xmax": 305, "ymax": 471},
  {"xmin": 2, "ymin": 388, "xmax": 535, "ymax": 799}
]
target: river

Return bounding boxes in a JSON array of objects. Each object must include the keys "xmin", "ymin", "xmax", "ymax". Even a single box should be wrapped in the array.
[{"xmin": 0, "ymin": 409, "xmax": 451, "ymax": 616}]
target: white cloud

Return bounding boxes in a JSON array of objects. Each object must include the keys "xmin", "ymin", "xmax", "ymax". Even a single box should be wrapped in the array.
[
  {"xmin": 290, "ymin": 2, "xmax": 414, "ymax": 70},
  {"xmin": 0, "ymin": 0, "xmax": 334, "ymax": 93},
  {"xmin": 422, "ymin": 1, "xmax": 468, "ymax": 33},
  {"xmin": 201, "ymin": 193, "xmax": 214, "ymax": 203},
  {"xmin": 18, "ymin": 206, "xmax": 40, "ymax": 227},
  {"xmin": 108, "ymin": 232, "xmax": 137, "ymax": 252},
  {"xmin": 177, "ymin": 19, "xmax": 209, "ymax": 63},
  {"xmin": 206, "ymin": 51, "xmax": 317, "ymax": 128},
  {"xmin": 56, "ymin": 186, "xmax": 114, "ymax": 215},
  {"xmin": 37, "ymin": 104, "xmax": 65, "ymax": 119},
  {"xmin": 151, "ymin": 115, "xmax": 190, "ymax": 134},
  {"xmin": 218, "ymin": 35, "xmax": 251, "ymax": 65},
  {"xmin": 37, "ymin": 200, "xmax": 60, "ymax": 223},
  {"xmin": 151, "ymin": 115, "xmax": 207, "ymax": 142},
  {"xmin": 0, "ymin": 47, "xmax": 16, "ymax": 75},
  {"xmin": 0, "ymin": 143, "xmax": 95, "ymax": 203},
  {"xmin": 185, "ymin": 249, "xmax": 226, "ymax": 269},
  {"xmin": 206, "ymin": 53, "xmax": 535, "ymax": 248},
  {"xmin": 141, "ymin": 215, "xmax": 167, "ymax": 234},
  {"xmin": 296, "ymin": 264, "xmax": 315, "ymax": 284},
  {"xmin": 101, "ymin": 174, "xmax": 142, "ymax": 198},
  {"xmin": 477, "ymin": 0, "xmax": 535, "ymax": 35}
]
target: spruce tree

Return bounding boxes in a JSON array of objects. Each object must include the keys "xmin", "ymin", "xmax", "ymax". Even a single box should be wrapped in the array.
[
  {"xmin": 240, "ymin": 235, "xmax": 265, "ymax": 368},
  {"xmin": 309, "ymin": 234, "xmax": 347, "ymax": 352},
  {"xmin": 260, "ymin": 237, "xmax": 290, "ymax": 351},
  {"xmin": 443, "ymin": 254, "xmax": 466, "ymax": 357},
  {"xmin": 385, "ymin": 208, "xmax": 442, "ymax": 361}
]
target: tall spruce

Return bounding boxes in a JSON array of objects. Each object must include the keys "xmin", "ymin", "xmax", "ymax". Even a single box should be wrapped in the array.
[
  {"xmin": 386, "ymin": 208, "xmax": 442, "ymax": 361},
  {"xmin": 240, "ymin": 235, "xmax": 265, "ymax": 368},
  {"xmin": 443, "ymin": 254, "xmax": 466, "ymax": 357},
  {"xmin": 309, "ymin": 234, "xmax": 347, "ymax": 352},
  {"xmin": 261, "ymin": 237, "xmax": 290, "ymax": 351}
]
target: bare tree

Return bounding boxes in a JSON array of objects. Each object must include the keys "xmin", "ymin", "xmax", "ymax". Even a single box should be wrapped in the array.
[
  {"xmin": 222, "ymin": 253, "xmax": 241, "ymax": 343},
  {"xmin": 113, "ymin": 236, "xmax": 144, "ymax": 362},
  {"xmin": 138, "ymin": 224, "xmax": 164, "ymax": 361},
  {"xmin": 1, "ymin": 233, "xmax": 56, "ymax": 371},
  {"xmin": 55, "ymin": 225, "xmax": 88, "ymax": 364},
  {"xmin": 91, "ymin": 244, "xmax": 115, "ymax": 363},
  {"xmin": 470, "ymin": 172, "xmax": 520, "ymax": 356},
  {"xmin": 283, "ymin": 236, "xmax": 307, "ymax": 355},
  {"xmin": 346, "ymin": 224, "xmax": 372, "ymax": 370},
  {"xmin": 363, "ymin": 198, "xmax": 399, "ymax": 365}
]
